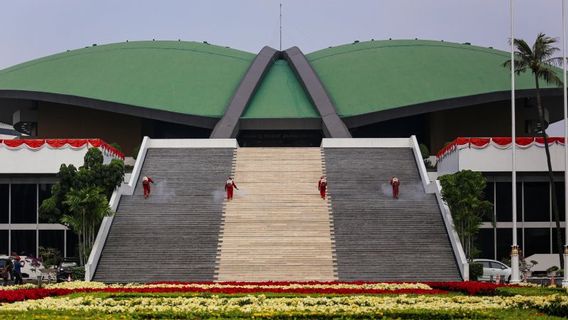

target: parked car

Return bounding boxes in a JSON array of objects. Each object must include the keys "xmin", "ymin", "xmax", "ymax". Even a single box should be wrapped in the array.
[
  {"xmin": 56, "ymin": 259, "xmax": 79, "ymax": 282},
  {"xmin": 473, "ymin": 259, "xmax": 512, "ymax": 282}
]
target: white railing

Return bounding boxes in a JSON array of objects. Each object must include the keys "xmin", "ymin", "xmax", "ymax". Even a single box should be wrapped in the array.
[
  {"xmin": 409, "ymin": 135, "xmax": 469, "ymax": 281},
  {"xmin": 410, "ymin": 136, "xmax": 434, "ymax": 194},
  {"xmin": 433, "ymin": 180, "xmax": 469, "ymax": 280},
  {"xmin": 85, "ymin": 136, "xmax": 151, "ymax": 281},
  {"xmin": 85, "ymin": 215, "xmax": 114, "ymax": 281}
]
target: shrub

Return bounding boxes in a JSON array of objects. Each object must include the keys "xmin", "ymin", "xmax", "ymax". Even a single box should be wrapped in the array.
[
  {"xmin": 469, "ymin": 262, "xmax": 483, "ymax": 281},
  {"xmin": 71, "ymin": 266, "xmax": 85, "ymax": 281},
  {"xmin": 38, "ymin": 246, "xmax": 62, "ymax": 268}
]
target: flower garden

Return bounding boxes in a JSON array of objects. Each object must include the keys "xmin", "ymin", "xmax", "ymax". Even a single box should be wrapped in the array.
[{"xmin": 0, "ymin": 281, "xmax": 567, "ymax": 319}]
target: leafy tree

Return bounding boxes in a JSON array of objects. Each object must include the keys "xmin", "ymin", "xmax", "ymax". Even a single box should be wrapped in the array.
[
  {"xmin": 63, "ymin": 187, "xmax": 110, "ymax": 266},
  {"xmin": 40, "ymin": 148, "xmax": 124, "ymax": 223},
  {"xmin": 38, "ymin": 246, "xmax": 62, "ymax": 268},
  {"xmin": 39, "ymin": 148, "xmax": 124, "ymax": 264},
  {"xmin": 503, "ymin": 33, "xmax": 564, "ymax": 268},
  {"xmin": 440, "ymin": 170, "xmax": 493, "ymax": 260}
]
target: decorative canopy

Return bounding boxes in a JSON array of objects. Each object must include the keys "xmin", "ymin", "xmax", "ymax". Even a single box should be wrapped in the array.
[
  {"xmin": 436, "ymin": 137, "xmax": 565, "ymax": 160},
  {"xmin": 0, "ymin": 138, "xmax": 124, "ymax": 159}
]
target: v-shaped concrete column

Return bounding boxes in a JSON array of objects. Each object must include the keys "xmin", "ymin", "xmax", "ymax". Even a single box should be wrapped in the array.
[
  {"xmin": 283, "ymin": 47, "xmax": 352, "ymax": 138},
  {"xmin": 210, "ymin": 46, "xmax": 280, "ymax": 138}
]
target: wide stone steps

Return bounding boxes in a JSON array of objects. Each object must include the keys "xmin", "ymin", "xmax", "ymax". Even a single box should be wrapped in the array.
[
  {"xmin": 93, "ymin": 148, "xmax": 234, "ymax": 283},
  {"xmin": 216, "ymin": 147, "xmax": 337, "ymax": 282},
  {"xmin": 324, "ymin": 148, "xmax": 461, "ymax": 282}
]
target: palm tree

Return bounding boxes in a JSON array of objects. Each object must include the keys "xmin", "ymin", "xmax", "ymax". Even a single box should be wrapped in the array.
[
  {"xmin": 63, "ymin": 187, "xmax": 110, "ymax": 266},
  {"xmin": 503, "ymin": 33, "xmax": 564, "ymax": 268}
]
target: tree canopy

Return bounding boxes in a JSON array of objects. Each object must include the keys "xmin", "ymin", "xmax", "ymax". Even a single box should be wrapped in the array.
[
  {"xmin": 440, "ymin": 170, "xmax": 493, "ymax": 260},
  {"xmin": 40, "ymin": 148, "xmax": 124, "ymax": 264},
  {"xmin": 40, "ymin": 148, "xmax": 124, "ymax": 223}
]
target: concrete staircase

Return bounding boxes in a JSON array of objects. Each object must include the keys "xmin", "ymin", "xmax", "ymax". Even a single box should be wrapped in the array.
[
  {"xmin": 323, "ymin": 148, "xmax": 461, "ymax": 281},
  {"xmin": 216, "ymin": 148, "xmax": 337, "ymax": 281},
  {"xmin": 93, "ymin": 148, "xmax": 234, "ymax": 283}
]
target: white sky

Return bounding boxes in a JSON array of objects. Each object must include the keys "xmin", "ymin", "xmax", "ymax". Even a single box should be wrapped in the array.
[
  {"xmin": 0, "ymin": 0, "xmax": 565, "ymax": 69},
  {"xmin": 0, "ymin": 0, "xmax": 567, "ymax": 134}
]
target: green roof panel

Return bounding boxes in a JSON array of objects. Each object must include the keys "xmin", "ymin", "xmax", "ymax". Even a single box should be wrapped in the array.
[
  {"xmin": 0, "ymin": 41, "xmax": 255, "ymax": 118},
  {"xmin": 307, "ymin": 39, "xmax": 560, "ymax": 117},
  {"xmin": 0, "ymin": 39, "xmax": 560, "ymax": 120},
  {"xmin": 242, "ymin": 60, "xmax": 318, "ymax": 119}
]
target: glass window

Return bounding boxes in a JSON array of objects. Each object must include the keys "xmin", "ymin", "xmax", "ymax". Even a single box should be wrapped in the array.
[
  {"xmin": 490, "ymin": 261, "xmax": 507, "ymax": 270},
  {"xmin": 0, "ymin": 230, "xmax": 8, "ymax": 256},
  {"xmin": 481, "ymin": 261, "xmax": 490, "ymax": 268},
  {"xmin": 524, "ymin": 182, "xmax": 550, "ymax": 222},
  {"xmin": 496, "ymin": 229, "xmax": 523, "ymax": 261},
  {"xmin": 0, "ymin": 184, "xmax": 8, "ymax": 223},
  {"xmin": 552, "ymin": 228, "xmax": 566, "ymax": 254},
  {"xmin": 38, "ymin": 184, "xmax": 54, "ymax": 223},
  {"xmin": 10, "ymin": 230, "xmax": 36, "ymax": 256},
  {"xmin": 66, "ymin": 231, "xmax": 78, "ymax": 259},
  {"xmin": 476, "ymin": 229, "xmax": 495, "ymax": 259},
  {"xmin": 495, "ymin": 182, "xmax": 521, "ymax": 222},
  {"xmin": 554, "ymin": 182, "xmax": 565, "ymax": 221},
  {"xmin": 524, "ymin": 228, "xmax": 551, "ymax": 256},
  {"xmin": 39, "ymin": 230, "xmax": 64, "ymax": 259},
  {"xmin": 482, "ymin": 182, "xmax": 494, "ymax": 222},
  {"xmin": 11, "ymin": 184, "xmax": 37, "ymax": 224}
]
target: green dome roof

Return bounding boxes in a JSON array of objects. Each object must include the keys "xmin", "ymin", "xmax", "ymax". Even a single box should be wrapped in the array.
[
  {"xmin": 0, "ymin": 41, "xmax": 255, "ymax": 118},
  {"xmin": 0, "ymin": 39, "xmax": 560, "ymax": 122},
  {"xmin": 306, "ymin": 39, "xmax": 559, "ymax": 118}
]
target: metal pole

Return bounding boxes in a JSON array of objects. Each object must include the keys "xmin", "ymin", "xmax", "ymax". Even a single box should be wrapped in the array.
[
  {"xmin": 510, "ymin": 0, "xmax": 521, "ymax": 284},
  {"xmin": 279, "ymin": 3, "xmax": 283, "ymax": 51},
  {"xmin": 562, "ymin": 0, "xmax": 568, "ymax": 288}
]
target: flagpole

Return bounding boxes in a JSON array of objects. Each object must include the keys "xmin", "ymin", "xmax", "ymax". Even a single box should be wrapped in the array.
[
  {"xmin": 562, "ymin": 0, "xmax": 568, "ymax": 288},
  {"xmin": 510, "ymin": 0, "xmax": 520, "ymax": 284},
  {"xmin": 279, "ymin": 3, "xmax": 283, "ymax": 51}
]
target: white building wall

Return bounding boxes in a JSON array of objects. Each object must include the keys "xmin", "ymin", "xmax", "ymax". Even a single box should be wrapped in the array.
[
  {"xmin": 0, "ymin": 148, "xmax": 87, "ymax": 174},
  {"xmin": 459, "ymin": 144, "xmax": 565, "ymax": 172},
  {"xmin": 438, "ymin": 143, "xmax": 566, "ymax": 175},
  {"xmin": 0, "ymin": 146, "xmax": 120, "ymax": 174}
]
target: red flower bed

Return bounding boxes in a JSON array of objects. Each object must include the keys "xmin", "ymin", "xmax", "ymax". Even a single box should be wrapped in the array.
[
  {"xmin": 0, "ymin": 284, "xmax": 448, "ymax": 304},
  {"xmin": 1, "ymin": 281, "xmax": 505, "ymax": 304},
  {"xmin": 0, "ymin": 281, "xmax": 505, "ymax": 303},
  {"xmin": 425, "ymin": 281, "xmax": 505, "ymax": 296},
  {"xmin": 0, "ymin": 288, "xmax": 74, "ymax": 303},
  {"xmin": 97, "ymin": 287, "xmax": 446, "ymax": 296}
]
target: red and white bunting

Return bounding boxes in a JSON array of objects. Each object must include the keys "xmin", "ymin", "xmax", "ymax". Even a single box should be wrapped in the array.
[
  {"xmin": 0, "ymin": 139, "xmax": 124, "ymax": 159},
  {"xmin": 436, "ymin": 137, "xmax": 566, "ymax": 160}
]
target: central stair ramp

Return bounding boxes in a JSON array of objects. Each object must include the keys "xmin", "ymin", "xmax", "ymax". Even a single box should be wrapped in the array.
[{"xmin": 216, "ymin": 147, "xmax": 337, "ymax": 281}]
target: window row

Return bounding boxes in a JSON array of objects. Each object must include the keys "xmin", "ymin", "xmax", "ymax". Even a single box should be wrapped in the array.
[
  {"xmin": 483, "ymin": 181, "xmax": 565, "ymax": 223},
  {"xmin": 0, "ymin": 229, "xmax": 77, "ymax": 258},
  {"xmin": 0, "ymin": 184, "xmax": 53, "ymax": 224},
  {"xmin": 477, "ymin": 227, "xmax": 566, "ymax": 261}
]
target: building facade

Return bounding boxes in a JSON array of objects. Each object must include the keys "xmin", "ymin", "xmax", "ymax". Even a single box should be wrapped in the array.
[{"xmin": 0, "ymin": 139, "xmax": 123, "ymax": 258}]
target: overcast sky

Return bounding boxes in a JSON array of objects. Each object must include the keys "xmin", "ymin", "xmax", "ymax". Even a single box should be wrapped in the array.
[
  {"xmin": 0, "ymin": 0, "xmax": 566, "ymax": 69},
  {"xmin": 1, "ymin": 0, "xmax": 567, "ymax": 133}
]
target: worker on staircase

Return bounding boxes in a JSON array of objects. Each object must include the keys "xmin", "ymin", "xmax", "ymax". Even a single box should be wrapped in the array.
[
  {"xmin": 225, "ymin": 176, "xmax": 238, "ymax": 200},
  {"xmin": 142, "ymin": 176, "xmax": 154, "ymax": 199},
  {"xmin": 318, "ymin": 175, "xmax": 327, "ymax": 199},
  {"xmin": 390, "ymin": 176, "xmax": 400, "ymax": 199}
]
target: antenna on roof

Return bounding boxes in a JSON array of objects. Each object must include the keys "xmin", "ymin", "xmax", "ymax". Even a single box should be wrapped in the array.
[{"xmin": 279, "ymin": 3, "xmax": 283, "ymax": 51}]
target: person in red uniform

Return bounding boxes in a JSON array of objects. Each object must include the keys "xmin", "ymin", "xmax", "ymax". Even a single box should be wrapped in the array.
[
  {"xmin": 142, "ymin": 176, "xmax": 154, "ymax": 199},
  {"xmin": 225, "ymin": 176, "xmax": 238, "ymax": 200},
  {"xmin": 318, "ymin": 175, "xmax": 327, "ymax": 199},
  {"xmin": 390, "ymin": 176, "xmax": 400, "ymax": 199}
]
